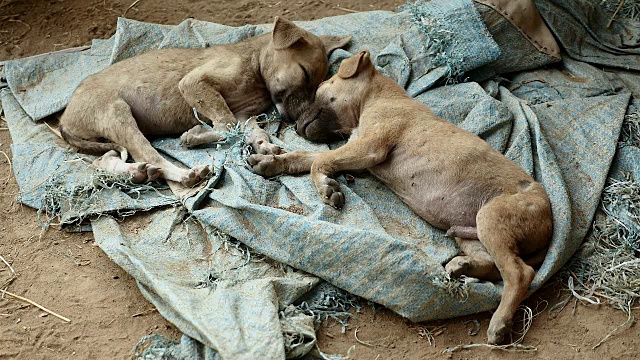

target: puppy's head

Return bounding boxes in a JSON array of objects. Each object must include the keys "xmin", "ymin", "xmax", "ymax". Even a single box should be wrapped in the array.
[
  {"xmin": 296, "ymin": 50, "xmax": 374, "ymax": 142},
  {"xmin": 261, "ymin": 17, "xmax": 351, "ymax": 122}
]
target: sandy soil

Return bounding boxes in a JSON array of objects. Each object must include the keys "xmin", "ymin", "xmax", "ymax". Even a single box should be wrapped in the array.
[{"xmin": 0, "ymin": 0, "xmax": 638, "ymax": 359}]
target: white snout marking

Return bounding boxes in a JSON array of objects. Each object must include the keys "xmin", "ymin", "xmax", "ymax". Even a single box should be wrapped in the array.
[{"xmin": 275, "ymin": 103, "xmax": 286, "ymax": 117}]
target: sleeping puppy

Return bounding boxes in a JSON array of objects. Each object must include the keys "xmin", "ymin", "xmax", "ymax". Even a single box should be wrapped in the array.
[
  {"xmin": 248, "ymin": 51, "xmax": 553, "ymax": 344},
  {"xmin": 59, "ymin": 17, "xmax": 350, "ymax": 186}
]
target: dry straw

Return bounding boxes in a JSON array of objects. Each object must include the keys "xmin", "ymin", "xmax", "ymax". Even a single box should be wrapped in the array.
[
  {"xmin": 554, "ymin": 173, "xmax": 640, "ymax": 347},
  {"xmin": 443, "ymin": 305, "xmax": 538, "ymax": 353}
]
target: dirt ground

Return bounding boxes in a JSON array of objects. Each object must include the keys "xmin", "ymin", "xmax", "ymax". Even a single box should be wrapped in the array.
[{"xmin": 0, "ymin": 0, "xmax": 638, "ymax": 359}]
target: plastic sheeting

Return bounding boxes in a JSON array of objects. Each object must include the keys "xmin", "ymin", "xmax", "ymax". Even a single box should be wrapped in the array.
[{"xmin": 1, "ymin": 0, "xmax": 639, "ymax": 358}]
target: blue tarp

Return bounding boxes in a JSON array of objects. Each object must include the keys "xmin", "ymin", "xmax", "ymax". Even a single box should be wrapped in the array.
[{"xmin": 1, "ymin": 0, "xmax": 638, "ymax": 358}]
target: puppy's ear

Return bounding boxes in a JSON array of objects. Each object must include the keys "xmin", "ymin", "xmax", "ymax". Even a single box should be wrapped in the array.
[
  {"xmin": 272, "ymin": 17, "xmax": 307, "ymax": 50},
  {"xmin": 319, "ymin": 36, "xmax": 352, "ymax": 55},
  {"xmin": 337, "ymin": 51, "xmax": 372, "ymax": 79}
]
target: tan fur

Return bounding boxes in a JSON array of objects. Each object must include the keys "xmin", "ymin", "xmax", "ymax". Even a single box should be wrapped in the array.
[
  {"xmin": 59, "ymin": 17, "xmax": 350, "ymax": 186},
  {"xmin": 249, "ymin": 50, "xmax": 553, "ymax": 345}
]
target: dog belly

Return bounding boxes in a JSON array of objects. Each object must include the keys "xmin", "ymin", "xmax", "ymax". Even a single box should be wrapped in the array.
[
  {"xmin": 370, "ymin": 163, "xmax": 492, "ymax": 231},
  {"xmin": 395, "ymin": 182, "xmax": 482, "ymax": 230},
  {"xmin": 401, "ymin": 188, "xmax": 481, "ymax": 230},
  {"xmin": 126, "ymin": 87, "xmax": 197, "ymax": 136},
  {"xmin": 125, "ymin": 82, "xmax": 271, "ymax": 136}
]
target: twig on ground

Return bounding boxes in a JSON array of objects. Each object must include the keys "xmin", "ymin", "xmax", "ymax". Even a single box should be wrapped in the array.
[
  {"xmin": 0, "ymin": 14, "xmax": 18, "ymax": 22},
  {"xmin": 592, "ymin": 301, "xmax": 636, "ymax": 349},
  {"xmin": 0, "ymin": 275, "xmax": 16, "ymax": 289},
  {"xmin": 416, "ymin": 324, "xmax": 447, "ymax": 346},
  {"xmin": 334, "ymin": 6, "xmax": 359, "ymax": 13},
  {"xmin": 443, "ymin": 306, "xmax": 537, "ymax": 353},
  {"xmin": 122, "ymin": 0, "xmax": 142, "ymax": 17},
  {"xmin": 607, "ymin": 0, "xmax": 626, "ymax": 27},
  {"xmin": 64, "ymin": 250, "xmax": 91, "ymax": 266},
  {"xmin": 0, "ymin": 150, "xmax": 12, "ymax": 186},
  {"xmin": 354, "ymin": 327, "xmax": 390, "ymax": 347},
  {"xmin": 0, "ymin": 253, "xmax": 17, "ymax": 290},
  {"xmin": 7, "ymin": 19, "xmax": 31, "ymax": 39},
  {"xmin": 132, "ymin": 308, "xmax": 158, "ymax": 317},
  {"xmin": 0, "ymin": 254, "xmax": 15, "ymax": 277},
  {"xmin": 1, "ymin": 290, "xmax": 71, "ymax": 322}
]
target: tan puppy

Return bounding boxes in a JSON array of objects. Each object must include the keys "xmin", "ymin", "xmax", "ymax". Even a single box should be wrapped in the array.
[
  {"xmin": 249, "ymin": 51, "xmax": 553, "ymax": 344},
  {"xmin": 59, "ymin": 17, "xmax": 350, "ymax": 186}
]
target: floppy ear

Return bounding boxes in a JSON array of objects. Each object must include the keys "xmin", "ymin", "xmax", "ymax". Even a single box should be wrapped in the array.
[
  {"xmin": 319, "ymin": 36, "xmax": 352, "ymax": 54},
  {"xmin": 337, "ymin": 51, "xmax": 372, "ymax": 79},
  {"xmin": 272, "ymin": 17, "xmax": 307, "ymax": 50}
]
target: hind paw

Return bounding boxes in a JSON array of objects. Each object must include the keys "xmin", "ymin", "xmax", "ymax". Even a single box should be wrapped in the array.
[
  {"xmin": 445, "ymin": 256, "xmax": 471, "ymax": 278},
  {"xmin": 180, "ymin": 165, "xmax": 210, "ymax": 187},
  {"xmin": 127, "ymin": 162, "xmax": 161, "ymax": 184},
  {"xmin": 487, "ymin": 319, "xmax": 513, "ymax": 345}
]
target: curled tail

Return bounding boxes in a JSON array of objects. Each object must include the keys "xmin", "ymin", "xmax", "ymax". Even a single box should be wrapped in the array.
[{"xmin": 59, "ymin": 125, "xmax": 128, "ymax": 160}]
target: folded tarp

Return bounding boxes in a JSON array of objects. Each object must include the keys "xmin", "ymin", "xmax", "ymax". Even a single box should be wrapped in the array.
[{"xmin": 1, "ymin": 0, "xmax": 638, "ymax": 358}]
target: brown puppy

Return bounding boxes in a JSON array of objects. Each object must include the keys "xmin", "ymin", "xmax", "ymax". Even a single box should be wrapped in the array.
[
  {"xmin": 249, "ymin": 51, "xmax": 553, "ymax": 344},
  {"xmin": 59, "ymin": 17, "xmax": 350, "ymax": 186}
]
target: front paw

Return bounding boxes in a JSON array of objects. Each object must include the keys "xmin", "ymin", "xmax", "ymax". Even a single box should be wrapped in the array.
[
  {"xmin": 252, "ymin": 139, "xmax": 285, "ymax": 155},
  {"xmin": 248, "ymin": 154, "xmax": 285, "ymax": 177},
  {"xmin": 246, "ymin": 130, "xmax": 285, "ymax": 155},
  {"xmin": 180, "ymin": 125, "xmax": 224, "ymax": 147},
  {"xmin": 316, "ymin": 177, "xmax": 344, "ymax": 209}
]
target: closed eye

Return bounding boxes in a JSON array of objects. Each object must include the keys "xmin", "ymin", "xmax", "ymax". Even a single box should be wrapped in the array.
[
  {"xmin": 274, "ymin": 89, "xmax": 286, "ymax": 103},
  {"xmin": 299, "ymin": 64, "xmax": 310, "ymax": 83}
]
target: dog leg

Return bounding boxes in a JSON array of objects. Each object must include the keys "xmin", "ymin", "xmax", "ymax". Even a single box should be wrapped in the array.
[
  {"xmin": 92, "ymin": 150, "xmax": 161, "ymax": 183},
  {"xmin": 475, "ymin": 194, "xmax": 546, "ymax": 344},
  {"xmin": 179, "ymin": 67, "xmax": 282, "ymax": 154},
  {"xmin": 178, "ymin": 67, "xmax": 237, "ymax": 147},
  {"xmin": 446, "ymin": 225, "xmax": 478, "ymax": 239},
  {"xmin": 103, "ymin": 100, "xmax": 210, "ymax": 187},
  {"xmin": 445, "ymin": 238, "xmax": 501, "ymax": 281},
  {"xmin": 245, "ymin": 116, "xmax": 284, "ymax": 155},
  {"xmin": 311, "ymin": 137, "xmax": 389, "ymax": 208},
  {"xmin": 248, "ymin": 150, "xmax": 319, "ymax": 177}
]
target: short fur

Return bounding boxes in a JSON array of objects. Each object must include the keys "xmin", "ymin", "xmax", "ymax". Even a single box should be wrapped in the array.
[
  {"xmin": 249, "ymin": 51, "xmax": 553, "ymax": 344},
  {"xmin": 59, "ymin": 17, "xmax": 350, "ymax": 186}
]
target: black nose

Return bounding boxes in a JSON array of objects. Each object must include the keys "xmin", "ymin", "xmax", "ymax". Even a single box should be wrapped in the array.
[{"xmin": 296, "ymin": 107, "xmax": 321, "ymax": 136}]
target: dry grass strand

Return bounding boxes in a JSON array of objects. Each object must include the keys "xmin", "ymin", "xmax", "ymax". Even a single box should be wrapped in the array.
[{"xmin": 1, "ymin": 290, "xmax": 71, "ymax": 322}]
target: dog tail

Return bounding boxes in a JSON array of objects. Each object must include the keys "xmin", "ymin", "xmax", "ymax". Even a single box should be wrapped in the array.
[{"xmin": 59, "ymin": 125, "xmax": 128, "ymax": 159}]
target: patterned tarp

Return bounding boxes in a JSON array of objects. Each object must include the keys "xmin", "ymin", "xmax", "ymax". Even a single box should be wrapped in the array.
[{"xmin": 1, "ymin": 0, "xmax": 638, "ymax": 358}]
